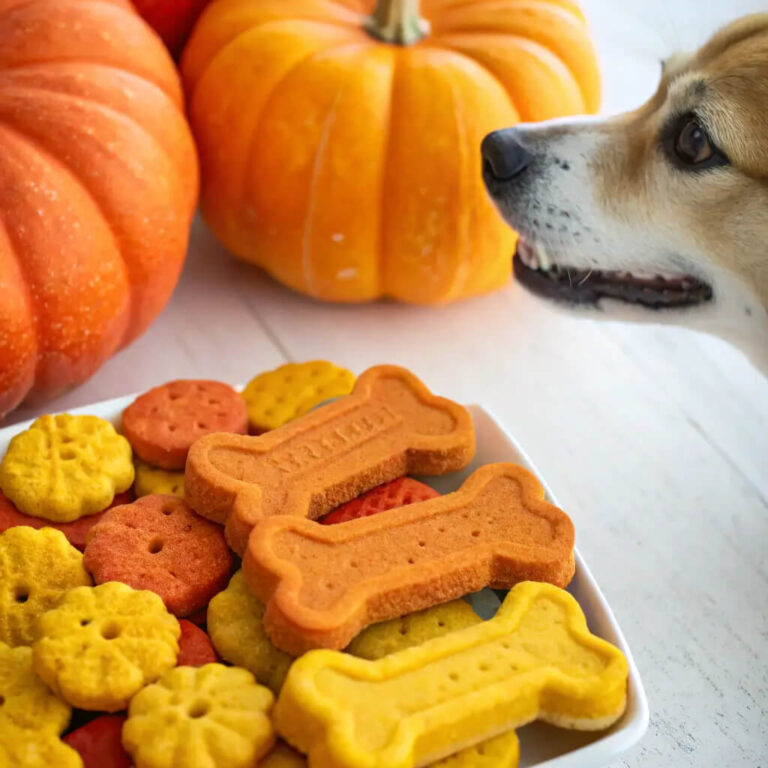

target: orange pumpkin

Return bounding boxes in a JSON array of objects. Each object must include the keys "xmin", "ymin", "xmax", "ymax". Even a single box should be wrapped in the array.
[
  {"xmin": 182, "ymin": 0, "xmax": 599, "ymax": 304},
  {"xmin": 0, "ymin": 0, "xmax": 199, "ymax": 418}
]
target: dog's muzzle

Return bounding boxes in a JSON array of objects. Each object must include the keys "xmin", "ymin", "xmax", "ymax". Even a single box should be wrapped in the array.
[{"xmin": 481, "ymin": 128, "xmax": 531, "ymax": 182}]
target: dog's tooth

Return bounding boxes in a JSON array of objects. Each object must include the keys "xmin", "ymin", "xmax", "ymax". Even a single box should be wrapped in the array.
[
  {"xmin": 537, "ymin": 245, "xmax": 552, "ymax": 271},
  {"xmin": 517, "ymin": 239, "xmax": 540, "ymax": 270}
]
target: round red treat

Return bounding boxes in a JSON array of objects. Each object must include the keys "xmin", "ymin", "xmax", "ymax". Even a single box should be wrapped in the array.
[
  {"xmin": 0, "ymin": 490, "xmax": 133, "ymax": 550},
  {"xmin": 83, "ymin": 495, "xmax": 233, "ymax": 617},
  {"xmin": 177, "ymin": 619, "xmax": 218, "ymax": 666},
  {"xmin": 320, "ymin": 477, "xmax": 440, "ymax": 525},
  {"xmin": 122, "ymin": 380, "xmax": 248, "ymax": 470},
  {"xmin": 63, "ymin": 715, "xmax": 130, "ymax": 768}
]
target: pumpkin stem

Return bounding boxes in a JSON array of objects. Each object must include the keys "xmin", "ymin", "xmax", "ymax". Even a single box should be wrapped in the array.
[{"xmin": 364, "ymin": 0, "xmax": 430, "ymax": 46}]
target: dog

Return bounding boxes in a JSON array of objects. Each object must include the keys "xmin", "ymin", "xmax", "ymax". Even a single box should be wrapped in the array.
[{"xmin": 481, "ymin": 14, "xmax": 768, "ymax": 375}]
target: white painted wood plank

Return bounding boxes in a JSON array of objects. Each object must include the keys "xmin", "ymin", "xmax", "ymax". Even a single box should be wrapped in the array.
[{"xmin": 601, "ymin": 323, "xmax": 768, "ymax": 499}]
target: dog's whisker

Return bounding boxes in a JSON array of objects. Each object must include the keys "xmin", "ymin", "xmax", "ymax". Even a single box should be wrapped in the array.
[
  {"xmin": 577, "ymin": 270, "xmax": 593, "ymax": 286},
  {"xmin": 566, "ymin": 268, "xmax": 573, "ymax": 288}
]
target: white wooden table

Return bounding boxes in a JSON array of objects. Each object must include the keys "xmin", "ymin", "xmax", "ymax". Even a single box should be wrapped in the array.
[{"xmin": 8, "ymin": 2, "xmax": 768, "ymax": 765}]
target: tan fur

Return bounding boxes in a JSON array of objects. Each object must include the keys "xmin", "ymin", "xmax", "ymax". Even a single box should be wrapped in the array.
[{"xmin": 593, "ymin": 14, "xmax": 768, "ymax": 306}]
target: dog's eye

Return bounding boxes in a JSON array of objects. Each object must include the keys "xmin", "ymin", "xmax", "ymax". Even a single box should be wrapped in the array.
[
  {"xmin": 674, "ymin": 118, "xmax": 717, "ymax": 165},
  {"xmin": 663, "ymin": 114, "xmax": 729, "ymax": 170}
]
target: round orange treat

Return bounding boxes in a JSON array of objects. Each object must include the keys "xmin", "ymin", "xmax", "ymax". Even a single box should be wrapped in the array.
[
  {"xmin": 83, "ymin": 495, "xmax": 233, "ymax": 617},
  {"xmin": 122, "ymin": 380, "xmax": 248, "ymax": 470}
]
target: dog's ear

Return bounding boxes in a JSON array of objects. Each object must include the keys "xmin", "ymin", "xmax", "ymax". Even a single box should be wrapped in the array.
[{"xmin": 660, "ymin": 51, "xmax": 692, "ymax": 80}]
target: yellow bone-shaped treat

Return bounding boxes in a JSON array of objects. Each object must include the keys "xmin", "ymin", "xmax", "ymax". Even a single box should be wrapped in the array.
[
  {"xmin": 256, "ymin": 733, "xmax": 520, "ymax": 768},
  {"xmin": 274, "ymin": 582, "xmax": 628, "ymax": 768},
  {"xmin": 186, "ymin": 365, "xmax": 475, "ymax": 554}
]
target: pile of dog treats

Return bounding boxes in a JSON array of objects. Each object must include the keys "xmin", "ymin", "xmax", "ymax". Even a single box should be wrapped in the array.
[{"xmin": 0, "ymin": 361, "xmax": 629, "ymax": 768}]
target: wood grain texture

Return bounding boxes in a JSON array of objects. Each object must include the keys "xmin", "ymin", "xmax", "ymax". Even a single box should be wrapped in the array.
[{"xmin": 6, "ymin": 1, "xmax": 768, "ymax": 766}]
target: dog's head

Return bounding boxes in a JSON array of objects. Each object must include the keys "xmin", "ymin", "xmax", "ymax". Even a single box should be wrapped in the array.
[{"xmin": 482, "ymin": 14, "xmax": 768, "ymax": 361}]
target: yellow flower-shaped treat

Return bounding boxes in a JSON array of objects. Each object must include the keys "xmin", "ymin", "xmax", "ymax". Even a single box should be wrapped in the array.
[
  {"xmin": 0, "ymin": 414, "xmax": 134, "ymax": 522},
  {"xmin": 0, "ymin": 642, "xmax": 80, "ymax": 768},
  {"xmin": 33, "ymin": 582, "xmax": 180, "ymax": 711},
  {"xmin": 123, "ymin": 663, "xmax": 275, "ymax": 768},
  {"xmin": 134, "ymin": 460, "xmax": 185, "ymax": 498},
  {"xmin": 207, "ymin": 571, "xmax": 294, "ymax": 694},
  {"xmin": 0, "ymin": 723, "xmax": 83, "ymax": 768},
  {"xmin": 347, "ymin": 599, "xmax": 481, "ymax": 660},
  {"xmin": 0, "ymin": 642, "xmax": 71, "ymax": 732},
  {"xmin": 0, "ymin": 527, "xmax": 91, "ymax": 647},
  {"xmin": 243, "ymin": 361, "xmax": 355, "ymax": 432}
]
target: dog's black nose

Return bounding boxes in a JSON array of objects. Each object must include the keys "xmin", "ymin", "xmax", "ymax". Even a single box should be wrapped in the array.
[{"xmin": 481, "ymin": 129, "xmax": 531, "ymax": 181}]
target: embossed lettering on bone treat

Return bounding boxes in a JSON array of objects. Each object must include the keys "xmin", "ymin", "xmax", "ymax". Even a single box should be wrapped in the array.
[
  {"xmin": 274, "ymin": 582, "xmax": 629, "ymax": 768},
  {"xmin": 243, "ymin": 463, "xmax": 575, "ymax": 654},
  {"xmin": 185, "ymin": 365, "xmax": 475, "ymax": 554}
]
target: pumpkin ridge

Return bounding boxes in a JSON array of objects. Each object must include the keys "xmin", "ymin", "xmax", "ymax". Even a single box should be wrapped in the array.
[
  {"xmin": 297, "ymin": 41, "xmax": 379, "ymax": 297},
  {"xmin": 0, "ymin": 0, "xmax": 183, "ymax": 106},
  {"xmin": 236, "ymin": 38, "xmax": 369, "ymax": 270},
  {"xmin": 0, "ymin": 80, "xmax": 187, "ymax": 200},
  {"xmin": 0, "ymin": 58, "xmax": 182, "ymax": 107},
  {"xmin": 189, "ymin": 19, "xmax": 365, "ymax": 103},
  {"xmin": 429, "ymin": 0, "xmax": 597, "ymax": 111},
  {"xmin": 428, "ymin": 32, "xmax": 556, "ymax": 117},
  {"xmin": 442, "ymin": 70, "xmax": 471, "ymax": 301},
  {"xmin": 0, "ymin": 114, "xmax": 132, "ymax": 352},
  {"xmin": 421, "ymin": 37, "xmax": 523, "ymax": 134},
  {"xmin": 375, "ymin": 50, "xmax": 398, "ymax": 300},
  {"xmin": 301, "ymin": 88, "xmax": 342, "ymax": 296},
  {"xmin": 0, "ymin": 203, "xmax": 38, "ymax": 415},
  {"xmin": 184, "ymin": 11, "xmax": 365, "ymax": 96},
  {"xmin": 430, "ymin": 34, "xmax": 584, "ymax": 121}
]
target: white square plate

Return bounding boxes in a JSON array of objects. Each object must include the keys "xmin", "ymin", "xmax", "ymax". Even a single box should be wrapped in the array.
[{"xmin": 0, "ymin": 396, "xmax": 648, "ymax": 768}]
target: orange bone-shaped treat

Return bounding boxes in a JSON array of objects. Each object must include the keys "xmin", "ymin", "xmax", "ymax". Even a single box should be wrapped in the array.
[
  {"xmin": 243, "ymin": 463, "xmax": 575, "ymax": 654},
  {"xmin": 185, "ymin": 366, "xmax": 475, "ymax": 554}
]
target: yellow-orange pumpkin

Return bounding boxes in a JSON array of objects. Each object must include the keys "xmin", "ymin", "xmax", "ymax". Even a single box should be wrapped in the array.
[
  {"xmin": 183, "ymin": 0, "xmax": 599, "ymax": 304},
  {"xmin": 0, "ymin": 0, "xmax": 198, "ymax": 418}
]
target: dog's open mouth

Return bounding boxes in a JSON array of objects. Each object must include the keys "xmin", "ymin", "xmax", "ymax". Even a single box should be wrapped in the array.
[{"xmin": 513, "ymin": 238, "xmax": 713, "ymax": 309}]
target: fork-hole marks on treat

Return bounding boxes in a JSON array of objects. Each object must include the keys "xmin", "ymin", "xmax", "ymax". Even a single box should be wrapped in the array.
[
  {"xmin": 243, "ymin": 361, "xmax": 355, "ymax": 432},
  {"xmin": 320, "ymin": 477, "xmax": 440, "ymax": 525},
  {"xmin": 122, "ymin": 380, "xmax": 247, "ymax": 470},
  {"xmin": 244, "ymin": 463, "xmax": 574, "ymax": 654},
  {"xmin": 273, "ymin": 582, "xmax": 629, "ymax": 768},
  {"xmin": 83, "ymin": 495, "xmax": 232, "ymax": 617},
  {"xmin": 0, "ymin": 414, "xmax": 134, "ymax": 523}
]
